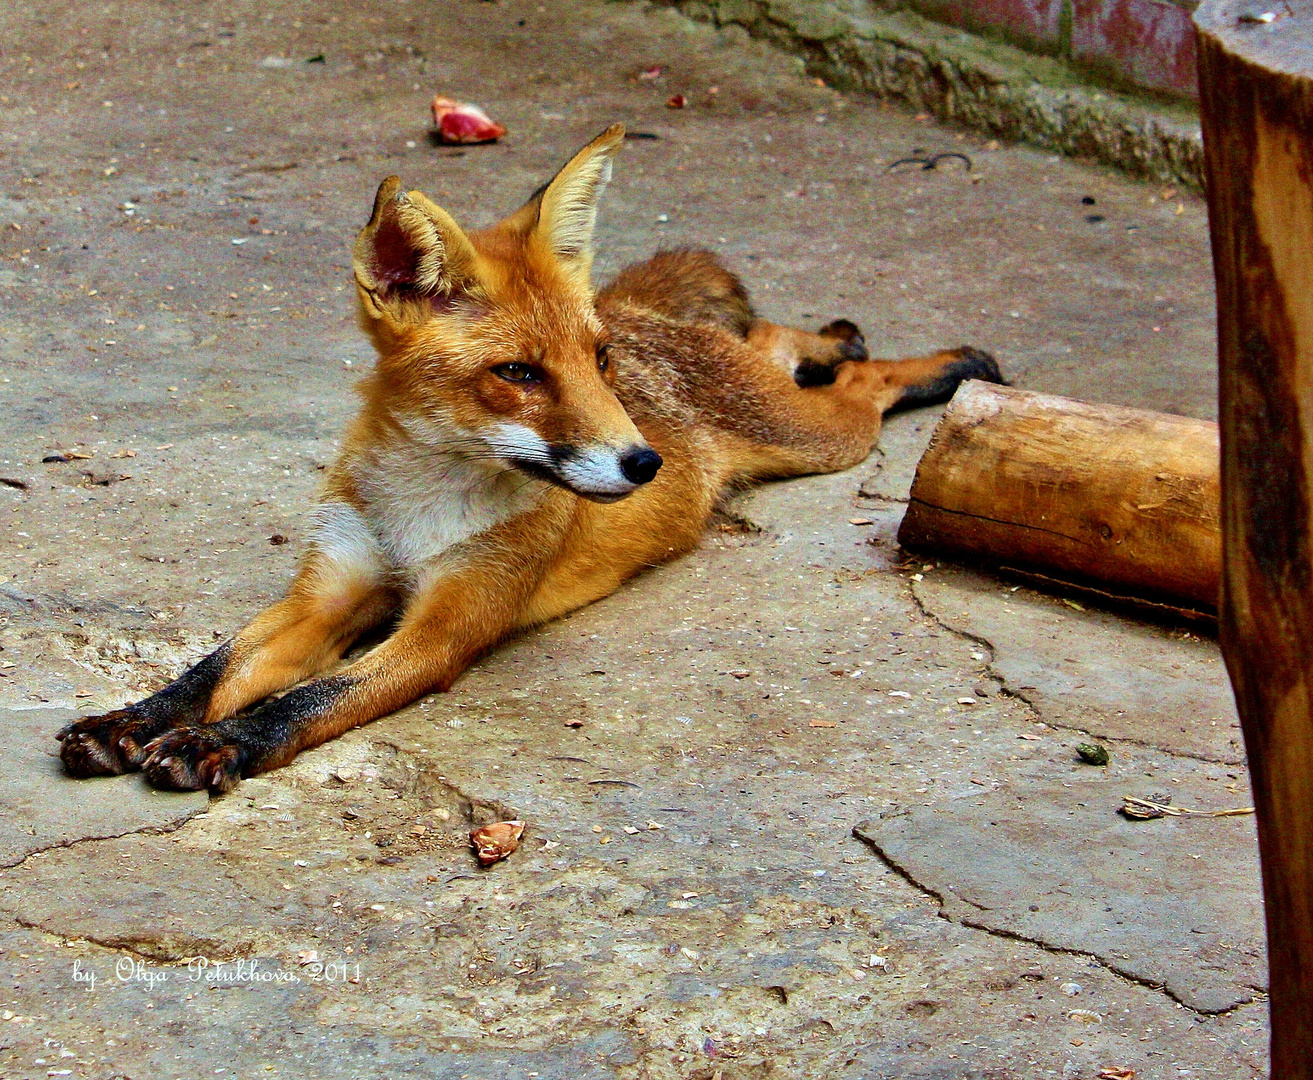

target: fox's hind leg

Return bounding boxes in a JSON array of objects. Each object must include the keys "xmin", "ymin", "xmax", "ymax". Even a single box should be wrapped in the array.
[
  {"xmin": 601, "ymin": 247, "xmax": 1001, "ymax": 470},
  {"xmin": 602, "ymin": 250, "xmax": 876, "ymax": 384},
  {"xmin": 600, "ymin": 249, "xmax": 754, "ymax": 335},
  {"xmin": 58, "ymin": 546, "xmax": 395, "ymax": 776},
  {"xmin": 711, "ymin": 341, "xmax": 1004, "ymax": 483},
  {"xmin": 745, "ymin": 318, "xmax": 870, "ymax": 385},
  {"xmin": 881, "ymin": 345, "xmax": 1003, "ymax": 411},
  {"xmin": 745, "ymin": 308, "xmax": 1001, "ymax": 404}
]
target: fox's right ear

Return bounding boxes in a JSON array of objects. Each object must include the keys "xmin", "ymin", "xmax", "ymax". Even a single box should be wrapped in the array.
[{"xmin": 352, "ymin": 177, "xmax": 486, "ymax": 336}]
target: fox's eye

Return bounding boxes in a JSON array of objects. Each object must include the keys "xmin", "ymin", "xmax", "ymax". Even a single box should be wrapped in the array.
[
  {"xmin": 596, "ymin": 344, "xmax": 611, "ymax": 373},
  {"xmin": 492, "ymin": 362, "xmax": 537, "ymax": 383}
]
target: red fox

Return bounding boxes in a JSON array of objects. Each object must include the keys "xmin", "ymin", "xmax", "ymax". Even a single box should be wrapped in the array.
[{"xmin": 58, "ymin": 124, "xmax": 1001, "ymax": 791}]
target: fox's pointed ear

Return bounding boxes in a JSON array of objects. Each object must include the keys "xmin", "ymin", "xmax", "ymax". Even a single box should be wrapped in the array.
[
  {"xmin": 352, "ymin": 177, "xmax": 486, "ymax": 332},
  {"xmin": 532, "ymin": 124, "xmax": 624, "ymax": 283}
]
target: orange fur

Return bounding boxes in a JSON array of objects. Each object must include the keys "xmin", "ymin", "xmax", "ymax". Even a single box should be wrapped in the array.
[{"xmin": 57, "ymin": 124, "xmax": 1001, "ymax": 791}]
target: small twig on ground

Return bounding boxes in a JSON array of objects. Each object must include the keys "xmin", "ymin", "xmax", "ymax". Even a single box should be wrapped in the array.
[
  {"xmin": 1120, "ymin": 795, "xmax": 1255, "ymax": 820},
  {"xmin": 886, "ymin": 151, "xmax": 974, "ymax": 173}
]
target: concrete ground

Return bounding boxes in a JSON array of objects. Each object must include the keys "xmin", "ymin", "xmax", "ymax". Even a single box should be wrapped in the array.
[{"xmin": 0, "ymin": 1, "xmax": 1263, "ymax": 1078}]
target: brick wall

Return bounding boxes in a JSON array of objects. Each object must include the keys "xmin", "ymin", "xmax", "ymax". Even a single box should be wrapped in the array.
[{"xmin": 905, "ymin": 0, "xmax": 1199, "ymax": 100}]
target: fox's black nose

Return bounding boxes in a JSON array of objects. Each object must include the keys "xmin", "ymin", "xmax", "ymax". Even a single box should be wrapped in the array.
[{"xmin": 620, "ymin": 447, "xmax": 663, "ymax": 485}]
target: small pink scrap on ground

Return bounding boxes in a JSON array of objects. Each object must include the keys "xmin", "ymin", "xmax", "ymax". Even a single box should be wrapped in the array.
[
  {"xmin": 430, "ymin": 96, "xmax": 507, "ymax": 144},
  {"xmin": 470, "ymin": 820, "xmax": 524, "ymax": 867}
]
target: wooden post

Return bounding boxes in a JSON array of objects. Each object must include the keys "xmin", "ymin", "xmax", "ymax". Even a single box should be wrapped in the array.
[
  {"xmin": 898, "ymin": 381, "xmax": 1221, "ymax": 613},
  {"xmin": 1195, "ymin": 3, "xmax": 1313, "ymax": 1073}
]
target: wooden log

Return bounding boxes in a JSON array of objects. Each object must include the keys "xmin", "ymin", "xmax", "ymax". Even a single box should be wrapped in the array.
[
  {"xmin": 897, "ymin": 380, "xmax": 1221, "ymax": 613},
  {"xmin": 1195, "ymin": 3, "xmax": 1313, "ymax": 1073}
]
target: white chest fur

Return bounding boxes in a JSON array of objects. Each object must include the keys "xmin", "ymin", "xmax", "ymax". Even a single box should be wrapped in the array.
[{"xmin": 312, "ymin": 438, "xmax": 544, "ymax": 575}]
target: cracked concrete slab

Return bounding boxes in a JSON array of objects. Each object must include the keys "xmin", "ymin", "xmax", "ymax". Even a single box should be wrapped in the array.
[
  {"xmin": 912, "ymin": 567, "xmax": 1243, "ymax": 762},
  {"xmin": 0, "ymin": 457, "xmax": 1269, "ymax": 1077},
  {"xmin": 855, "ymin": 767, "xmax": 1265, "ymax": 1015},
  {"xmin": 0, "ymin": 707, "xmax": 206, "ymax": 868}
]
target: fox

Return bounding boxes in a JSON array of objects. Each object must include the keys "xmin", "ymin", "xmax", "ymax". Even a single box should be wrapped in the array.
[{"xmin": 57, "ymin": 123, "xmax": 1002, "ymax": 792}]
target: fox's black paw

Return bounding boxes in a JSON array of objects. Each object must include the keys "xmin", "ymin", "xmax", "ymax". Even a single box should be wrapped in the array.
[
  {"xmin": 892, "ymin": 346, "xmax": 1007, "ymax": 412},
  {"xmin": 952, "ymin": 345, "xmax": 1005, "ymax": 386},
  {"xmin": 141, "ymin": 727, "xmax": 244, "ymax": 793},
  {"xmin": 794, "ymin": 318, "xmax": 869, "ymax": 387},
  {"xmin": 57, "ymin": 709, "xmax": 165, "ymax": 777},
  {"xmin": 794, "ymin": 360, "xmax": 839, "ymax": 387},
  {"xmin": 818, "ymin": 319, "xmax": 869, "ymax": 362}
]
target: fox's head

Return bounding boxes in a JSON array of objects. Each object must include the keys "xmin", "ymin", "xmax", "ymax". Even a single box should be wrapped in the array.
[{"xmin": 350, "ymin": 124, "xmax": 662, "ymax": 503}]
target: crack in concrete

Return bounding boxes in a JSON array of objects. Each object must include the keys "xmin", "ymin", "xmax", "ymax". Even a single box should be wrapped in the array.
[
  {"xmin": 0, "ymin": 811, "xmax": 214, "ymax": 962},
  {"xmin": 1016, "ymin": 706, "xmax": 1245, "ymax": 767},
  {"xmin": 904, "ymin": 575, "xmax": 1022, "ymax": 702},
  {"xmin": 883, "ymin": 585, "xmax": 1259, "ymax": 1015},
  {"xmin": 953, "ymin": 916, "xmax": 1250, "ymax": 1017},
  {"xmin": 906, "ymin": 580, "xmax": 999, "ymax": 661},
  {"xmin": 0, "ymin": 809, "xmax": 205, "ymax": 872},
  {"xmin": 0, "ymin": 741, "xmax": 513, "ymax": 966},
  {"xmin": 851, "ymin": 824, "xmax": 1253, "ymax": 1018},
  {"xmin": 7, "ymin": 915, "xmax": 201, "ymax": 964},
  {"xmin": 906, "ymin": 579, "xmax": 1245, "ymax": 767}
]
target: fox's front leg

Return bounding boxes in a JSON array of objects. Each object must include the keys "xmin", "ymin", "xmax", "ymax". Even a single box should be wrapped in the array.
[
  {"xmin": 56, "ymin": 642, "xmax": 235, "ymax": 777},
  {"xmin": 57, "ymin": 551, "xmax": 393, "ymax": 777},
  {"xmin": 138, "ymin": 551, "xmax": 548, "ymax": 792}
]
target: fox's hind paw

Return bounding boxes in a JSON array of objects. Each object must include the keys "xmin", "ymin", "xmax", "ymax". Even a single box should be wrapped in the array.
[
  {"xmin": 794, "ymin": 319, "xmax": 869, "ymax": 387},
  {"xmin": 890, "ymin": 345, "xmax": 1006, "ymax": 412},
  {"xmin": 952, "ymin": 345, "xmax": 1005, "ymax": 386},
  {"xmin": 817, "ymin": 319, "xmax": 868, "ymax": 361}
]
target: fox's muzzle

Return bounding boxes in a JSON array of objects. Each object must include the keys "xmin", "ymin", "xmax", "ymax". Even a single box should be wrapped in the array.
[
  {"xmin": 555, "ymin": 442, "xmax": 661, "ymax": 502},
  {"xmin": 482, "ymin": 423, "xmax": 661, "ymax": 502}
]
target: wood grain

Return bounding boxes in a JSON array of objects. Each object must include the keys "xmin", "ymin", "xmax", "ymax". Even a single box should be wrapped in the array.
[
  {"xmin": 1196, "ymin": 1, "xmax": 1313, "ymax": 1072},
  {"xmin": 897, "ymin": 381, "xmax": 1220, "ymax": 612}
]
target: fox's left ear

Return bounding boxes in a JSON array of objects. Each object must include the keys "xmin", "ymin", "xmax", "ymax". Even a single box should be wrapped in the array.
[{"xmin": 532, "ymin": 124, "xmax": 625, "ymax": 284}]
